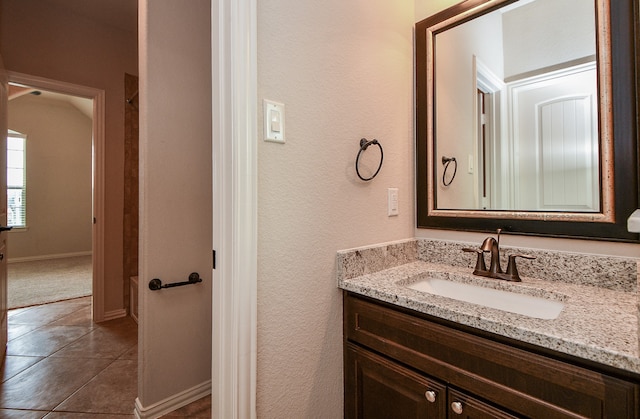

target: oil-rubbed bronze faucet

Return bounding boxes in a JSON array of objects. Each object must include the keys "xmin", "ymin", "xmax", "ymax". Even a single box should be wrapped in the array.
[{"xmin": 463, "ymin": 229, "xmax": 535, "ymax": 282}]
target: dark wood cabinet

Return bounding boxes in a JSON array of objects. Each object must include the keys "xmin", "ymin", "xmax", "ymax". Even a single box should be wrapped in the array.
[
  {"xmin": 344, "ymin": 292, "xmax": 640, "ymax": 418},
  {"xmin": 345, "ymin": 342, "xmax": 447, "ymax": 418}
]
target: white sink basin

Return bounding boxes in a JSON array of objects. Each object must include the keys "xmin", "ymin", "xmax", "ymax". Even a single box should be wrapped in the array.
[{"xmin": 406, "ymin": 277, "xmax": 564, "ymax": 320}]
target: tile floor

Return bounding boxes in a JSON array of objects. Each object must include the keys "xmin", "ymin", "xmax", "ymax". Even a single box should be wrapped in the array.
[{"xmin": 0, "ymin": 297, "xmax": 210, "ymax": 418}]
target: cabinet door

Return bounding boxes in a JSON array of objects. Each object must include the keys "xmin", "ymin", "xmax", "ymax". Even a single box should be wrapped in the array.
[
  {"xmin": 448, "ymin": 388, "xmax": 518, "ymax": 419},
  {"xmin": 345, "ymin": 342, "xmax": 446, "ymax": 418}
]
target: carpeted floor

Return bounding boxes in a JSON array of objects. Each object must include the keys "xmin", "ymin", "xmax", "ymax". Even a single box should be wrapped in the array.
[{"xmin": 8, "ymin": 255, "xmax": 92, "ymax": 309}]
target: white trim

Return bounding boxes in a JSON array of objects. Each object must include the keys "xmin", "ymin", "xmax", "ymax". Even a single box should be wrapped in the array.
[
  {"xmin": 8, "ymin": 251, "xmax": 92, "ymax": 263},
  {"xmin": 6, "ymin": 72, "xmax": 106, "ymax": 322},
  {"xmin": 134, "ymin": 380, "xmax": 211, "ymax": 419},
  {"xmin": 102, "ymin": 308, "xmax": 126, "ymax": 321},
  {"xmin": 211, "ymin": 0, "xmax": 258, "ymax": 417}
]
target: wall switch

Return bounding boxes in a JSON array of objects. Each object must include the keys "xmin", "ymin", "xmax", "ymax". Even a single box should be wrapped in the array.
[
  {"xmin": 264, "ymin": 99, "xmax": 285, "ymax": 143},
  {"xmin": 388, "ymin": 188, "xmax": 399, "ymax": 216}
]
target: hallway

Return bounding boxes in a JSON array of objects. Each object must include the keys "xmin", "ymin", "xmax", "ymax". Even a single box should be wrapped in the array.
[{"xmin": 0, "ymin": 297, "xmax": 210, "ymax": 417}]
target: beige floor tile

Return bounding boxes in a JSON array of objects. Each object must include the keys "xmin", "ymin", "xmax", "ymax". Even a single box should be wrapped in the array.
[
  {"xmin": 0, "ymin": 357, "xmax": 112, "ymax": 410},
  {"xmin": 1, "ymin": 355, "xmax": 44, "ymax": 382},
  {"xmin": 0, "ymin": 409, "xmax": 48, "ymax": 418},
  {"xmin": 52, "ymin": 320, "xmax": 137, "ymax": 360},
  {"xmin": 48, "ymin": 307, "xmax": 95, "ymax": 328},
  {"xmin": 53, "ymin": 360, "xmax": 137, "ymax": 415},
  {"xmin": 7, "ymin": 326, "xmax": 92, "ymax": 357},
  {"xmin": 118, "ymin": 344, "xmax": 138, "ymax": 361},
  {"xmin": 8, "ymin": 302, "xmax": 89, "ymax": 326},
  {"xmin": 7, "ymin": 323, "xmax": 41, "ymax": 341},
  {"xmin": 7, "ymin": 306, "xmax": 35, "ymax": 318},
  {"xmin": 43, "ymin": 413, "xmax": 134, "ymax": 418}
]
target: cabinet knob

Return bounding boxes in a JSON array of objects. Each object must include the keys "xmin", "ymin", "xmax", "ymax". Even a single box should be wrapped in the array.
[
  {"xmin": 451, "ymin": 401, "xmax": 464, "ymax": 415},
  {"xmin": 424, "ymin": 390, "xmax": 437, "ymax": 403}
]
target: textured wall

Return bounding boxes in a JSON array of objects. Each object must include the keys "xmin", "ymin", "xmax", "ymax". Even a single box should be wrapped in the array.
[
  {"xmin": 257, "ymin": 0, "xmax": 415, "ymax": 416},
  {"xmin": 416, "ymin": 0, "xmax": 459, "ymax": 22}
]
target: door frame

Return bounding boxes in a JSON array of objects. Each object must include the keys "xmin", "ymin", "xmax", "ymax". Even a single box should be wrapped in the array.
[
  {"xmin": 211, "ymin": 0, "xmax": 258, "ymax": 416},
  {"xmin": 6, "ymin": 71, "xmax": 106, "ymax": 321}
]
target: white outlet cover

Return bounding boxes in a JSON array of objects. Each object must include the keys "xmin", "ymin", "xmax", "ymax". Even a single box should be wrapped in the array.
[{"xmin": 264, "ymin": 99, "xmax": 285, "ymax": 143}]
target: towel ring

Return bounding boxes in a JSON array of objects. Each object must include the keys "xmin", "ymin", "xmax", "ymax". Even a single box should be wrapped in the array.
[
  {"xmin": 356, "ymin": 138, "xmax": 383, "ymax": 181},
  {"xmin": 442, "ymin": 156, "xmax": 457, "ymax": 186}
]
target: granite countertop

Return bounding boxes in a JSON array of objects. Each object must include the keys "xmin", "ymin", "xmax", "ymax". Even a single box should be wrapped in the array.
[{"xmin": 338, "ymin": 260, "xmax": 640, "ymax": 374}]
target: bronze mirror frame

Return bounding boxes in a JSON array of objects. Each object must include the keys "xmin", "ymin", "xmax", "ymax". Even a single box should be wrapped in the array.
[{"xmin": 415, "ymin": 0, "xmax": 640, "ymax": 241}]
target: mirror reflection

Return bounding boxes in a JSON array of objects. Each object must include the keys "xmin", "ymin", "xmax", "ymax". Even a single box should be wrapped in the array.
[{"xmin": 434, "ymin": 0, "xmax": 601, "ymax": 212}]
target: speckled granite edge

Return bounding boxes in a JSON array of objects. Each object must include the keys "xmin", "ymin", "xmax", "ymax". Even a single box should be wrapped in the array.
[
  {"xmin": 336, "ymin": 239, "xmax": 417, "ymax": 281},
  {"xmin": 338, "ymin": 238, "xmax": 638, "ymax": 291},
  {"xmin": 337, "ymin": 239, "xmax": 640, "ymax": 373},
  {"xmin": 418, "ymin": 239, "xmax": 638, "ymax": 292}
]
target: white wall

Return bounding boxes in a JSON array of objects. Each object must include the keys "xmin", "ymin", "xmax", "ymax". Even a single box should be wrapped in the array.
[
  {"xmin": 8, "ymin": 96, "xmax": 92, "ymax": 259},
  {"xmin": 434, "ymin": 11, "xmax": 504, "ymax": 209},
  {"xmin": 502, "ymin": 0, "xmax": 595, "ymax": 79},
  {"xmin": 137, "ymin": 0, "xmax": 212, "ymax": 409},
  {"xmin": 257, "ymin": 0, "xmax": 415, "ymax": 416}
]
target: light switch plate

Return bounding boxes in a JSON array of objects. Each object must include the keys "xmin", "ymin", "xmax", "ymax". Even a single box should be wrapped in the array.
[
  {"xmin": 388, "ymin": 188, "xmax": 399, "ymax": 216},
  {"xmin": 264, "ymin": 99, "xmax": 285, "ymax": 143}
]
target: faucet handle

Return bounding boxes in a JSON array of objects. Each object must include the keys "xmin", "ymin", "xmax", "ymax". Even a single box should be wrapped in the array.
[
  {"xmin": 462, "ymin": 247, "xmax": 487, "ymax": 275},
  {"xmin": 505, "ymin": 254, "xmax": 535, "ymax": 282}
]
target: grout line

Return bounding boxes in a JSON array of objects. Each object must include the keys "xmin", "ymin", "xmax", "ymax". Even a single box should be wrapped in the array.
[{"xmin": 49, "ymin": 356, "xmax": 124, "ymax": 414}]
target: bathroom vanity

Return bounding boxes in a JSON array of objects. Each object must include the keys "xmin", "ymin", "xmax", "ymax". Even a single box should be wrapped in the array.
[
  {"xmin": 344, "ymin": 293, "xmax": 638, "ymax": 418},
  {"xmin": 338, "ymin": 239, "xmax": 640, "ymax": 418}
]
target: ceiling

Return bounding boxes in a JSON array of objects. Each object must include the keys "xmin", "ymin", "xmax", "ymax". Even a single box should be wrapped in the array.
[{"xmin": 8, "ymin": 84, "xmax": 94, "ymax": 120}]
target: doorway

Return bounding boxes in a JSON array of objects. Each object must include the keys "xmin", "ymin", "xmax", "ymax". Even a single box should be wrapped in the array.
[
  {"xmin": 6, "ymin": 73, "xmax": 105, "ymax": 320},
  {"xmin": 7, "ymin": 86, "xmax": 93, "ymax": 309}
]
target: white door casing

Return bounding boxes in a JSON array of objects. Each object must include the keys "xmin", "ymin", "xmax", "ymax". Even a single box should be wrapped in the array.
[
  {"xmin": 5, "ymin": 71, "xmax": 106, "ymax": 321},
  {"xmin": 211, "ymin": 0, "xmax": 258, "ymax": 417},
  {"xmin": 0, "ymin": 54, "xmax": 8, "ymax": 358}
]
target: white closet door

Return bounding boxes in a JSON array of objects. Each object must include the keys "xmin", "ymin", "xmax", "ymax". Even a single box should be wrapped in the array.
[{"xmin": 510, "ymin": 65, "xmax": 598, "ymax": 211}]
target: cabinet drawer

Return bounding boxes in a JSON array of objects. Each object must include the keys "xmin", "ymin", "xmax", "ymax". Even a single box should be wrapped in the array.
[
  {"xmin": 344, "ymin": 293, "xmax": 639, "ymax": 418},
  {"xmin": 447, "ymin": 388, "xmax": 518, "ymax": 419}
]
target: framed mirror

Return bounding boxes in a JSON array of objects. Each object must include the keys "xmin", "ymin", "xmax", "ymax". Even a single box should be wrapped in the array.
[{"xmin": 415, "ymin": 0, "xmax": 639, "ymax": 241}]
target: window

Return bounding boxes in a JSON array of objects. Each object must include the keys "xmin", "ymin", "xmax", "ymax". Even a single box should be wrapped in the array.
[{"xmin": 7, "ymin": 130, "xmax": 26, "ymax": 228}]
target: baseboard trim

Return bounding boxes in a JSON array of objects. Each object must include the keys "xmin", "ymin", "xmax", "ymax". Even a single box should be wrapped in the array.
[
  {"xmin": 8, "ymin": 251, "xmax": 92, "ymax": 264},
  {"xmin": 102, "ymin": 308, "xmax": 127, "ymax": 321},
  {"xmin": 134, "ymin": 380, "xmax": 211, "ymax": 419}
]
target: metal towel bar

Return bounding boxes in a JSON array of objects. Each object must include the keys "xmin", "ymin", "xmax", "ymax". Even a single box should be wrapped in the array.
[{"xmin": 149, "ymin": 272, "xmax": 201, "ymax": 291}]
